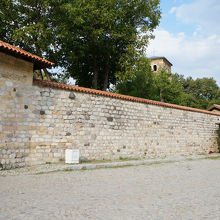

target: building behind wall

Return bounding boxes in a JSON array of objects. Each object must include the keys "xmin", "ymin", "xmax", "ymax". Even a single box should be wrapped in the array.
[
  {"xmin": 208, "ymin": 104, "xmax": 220, "ymax": 113},
  {"xmin": 149, "ymin": 56, "xmax": 172, "ymax": 73},
  {"xmin": 0, "ymin": 40, "xmax": 54, "ymax": 169}
]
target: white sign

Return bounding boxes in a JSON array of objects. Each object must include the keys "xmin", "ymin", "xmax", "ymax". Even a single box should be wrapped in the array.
[{"xmin": 65, "ymin": 149, "xmax": 79, "ymax": 164}]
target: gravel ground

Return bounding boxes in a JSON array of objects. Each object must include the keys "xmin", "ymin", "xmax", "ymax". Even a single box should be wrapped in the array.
[{"xmin": 1, "ymin": 158, "xmax": 220, "ymax": 220}]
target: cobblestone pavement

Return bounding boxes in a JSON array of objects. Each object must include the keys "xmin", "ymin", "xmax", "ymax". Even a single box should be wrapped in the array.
[{"xmin": 1, "ymin": 158, "xmax": 220, "ymax": 220}]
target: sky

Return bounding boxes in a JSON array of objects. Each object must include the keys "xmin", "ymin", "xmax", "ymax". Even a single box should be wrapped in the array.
[{"xmin": 146, "ymin": 0, "xmax": 220, "ymax": 86}]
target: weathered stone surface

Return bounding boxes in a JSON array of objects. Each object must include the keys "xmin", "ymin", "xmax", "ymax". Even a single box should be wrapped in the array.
[
  {"xmin": 0, "ymin": 52, "xmax": 220, "ymax": 169},
  {"xmin": 69, "ymin": 91, "xmax": 76, "ymax": 99}
]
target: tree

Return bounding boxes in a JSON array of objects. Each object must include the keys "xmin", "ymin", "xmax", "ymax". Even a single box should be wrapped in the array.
[
  {"xmin": 58, "ymin": 0, "xmax": 161, "ymax": 90},
  {"xmin": 152, "ymin": 69, "xmax": 184, "ymax": 104},
  {"xmin": 115, "ymin": 57, "xmax": 154, "ymax": 98},
  {"xmin": 116, "ymin": 62, "xmax": 185, "ymax": 105},
  {"xmin": 174, "ymin": 75, "xmax": 220, "ymax": 109},
  {"xmin": 0, "ymin": 0, "xmax": 61, "ymax": 80},
  {"xmin": 207, "ymin": 99, "xmax": 220, "ymax": 108},
  {"xmin": 0, "ymin": 0, "xmax": 161, "ymax": 90}
]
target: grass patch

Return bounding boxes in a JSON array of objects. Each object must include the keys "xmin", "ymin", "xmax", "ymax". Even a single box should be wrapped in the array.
[
  {"xmin": 197, "ymin": 153, "xmax": 207, "ymax": 156},
  {"xmin": 34, "ymin": 154, "xmax": 220, "ymax": 175},
  {"xmin": 0, "ymin": 174, "xmax": 6, "ymax": 177},
  {"xmin": 206, "ymin": 156, "xmax": 220, "ymax": 160},
  {"xmin": 35, "ymin": 169, "xmax": 67, "ymax": 175},
  {"xmin": 103, "ymin": 164, "xmax": 134, "ymax": 169},
  {"xmin": 187, "ymin": 158, "xmax": 194, "ymax": 161},
  {"xmin": 35, "ymin": 171, "xmax": 55, "ymax": 175},
  {"xmin": 79, "ymin": 157, "xmax": 139, "ymax": 164},
  {"xmin": 119, "ymin": 157, "xmax": 139, "ymax": 161},
  {"xmin": 194, "ymin": 155, "xmax": 220, "ymax": 161},
  {"xmin": 144, "ymin": 160, "xmax": 175, "ymax": 166},
  {"xmin": 80, "ymin": 159, "xmax": 111, "ymax": 164}
]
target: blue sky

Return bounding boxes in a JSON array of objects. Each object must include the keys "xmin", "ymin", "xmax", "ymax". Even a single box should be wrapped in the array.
[{"xmin": 147, "ymin": 0, "xmax": 220, "ymax": 86}]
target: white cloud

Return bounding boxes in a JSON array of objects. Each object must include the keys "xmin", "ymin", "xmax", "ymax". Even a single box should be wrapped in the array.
[
  {"xmin": 175, "ymin": 0, "xmax": 220, "ymax": 35},
  {"xmin": 146, "ymin": 0, "xmax": 220, "ymax": 86},
  {"xmin": 147, "ymin": 29, "xmax": 220, "ymax": 85},
  {"xmin": 169, "ymin": 7, "xmax": 177, "ymax": 14}
]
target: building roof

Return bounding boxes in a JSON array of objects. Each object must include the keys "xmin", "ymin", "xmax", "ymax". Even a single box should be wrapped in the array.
[
  {"xmin": 207, "ymin": 104, "xmax": 220, "ymax": 111},
  {"xmin": 0, "ymin": 40, "xmax": 54, "ymax": 70},
  {"xmin": 149, "ymin": 56, "xmax": 173, "ymax": 66},
  {"xmin": 33, "ymin": 79, "xmax": 220, "ymax": 116}
]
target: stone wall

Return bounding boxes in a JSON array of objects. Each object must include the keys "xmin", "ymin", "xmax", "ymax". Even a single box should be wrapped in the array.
[
  {"xmin": 0, "ymin": 53, "xmax": 220, "ymax": 169},
  {"xmin": 0, "ymin": 52, "xmax": 34, "ymax": 169},
  {"xmin": 28, "ymin": 85, "xmax": 219, "ymax": 165}
]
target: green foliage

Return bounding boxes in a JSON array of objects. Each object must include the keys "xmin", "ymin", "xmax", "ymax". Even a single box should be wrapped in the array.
[
  {"xmin": 58, "ymin": 0, "xmax": 161, "ymax": 90},
  {"xmin": 1, "ymin": 0, "xmax": 218, "ymax": 109},
  {"xmin": 0, "ymin": 0, "xmax": 161, "ymax": 90},
  {"xmin": 174, "ymin": 75, "xmax": 220, "ymax": 109},
  {"xmin": 207, "ymin": 99, "xmax": 220, "ymax": 108},
  {"xmin": 0, "ymin": 0, "xmax": 62, "ymax": 81},
  {"xmin": 152, "ymin": 69, "xmax": 183, "ymax": 104},
  {"xmin": 0, "ymin": 0, "xmax": 59, "ymax": 58},
  {"xmin": 116, "ymin": 63, "xmax": 220, "ymax": 110},
  {"xmin": 116, "ymin": 64, "xmax": 184, "ymax": 105},
  {"xmin": 115, "ymin": 57, "xmax": 154, "ymax": 99}
]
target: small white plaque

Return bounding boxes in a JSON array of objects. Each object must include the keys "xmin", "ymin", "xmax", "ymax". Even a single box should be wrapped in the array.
[{"xmin": 65, "ymin": 149, "xmax": 79, "ymax": 164}]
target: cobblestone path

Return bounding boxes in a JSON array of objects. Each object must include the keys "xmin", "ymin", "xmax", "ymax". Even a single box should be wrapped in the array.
[{"xmin": 1, "ymin": 158, "xmax": 220, "ymax": 219}]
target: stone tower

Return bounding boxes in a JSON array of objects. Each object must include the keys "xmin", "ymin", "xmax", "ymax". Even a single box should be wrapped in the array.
[{"xmin": 149, "ymin": 56, "xmax": 172, "ymax": 73}]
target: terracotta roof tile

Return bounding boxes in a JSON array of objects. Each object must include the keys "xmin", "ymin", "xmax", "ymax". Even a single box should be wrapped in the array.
[
  {"xmin": 33, "ymin": 79, "xmax": 220, "ymax": 116},
  {"xmin": 208, "ymin": 104, "xmax": 220, "ymax": 111},
  {"xmin": 0, "ymin": 40, "xmax": 54, "ymax": 70}
]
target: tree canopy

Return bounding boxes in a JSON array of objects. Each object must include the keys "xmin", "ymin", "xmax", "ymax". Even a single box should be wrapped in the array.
[
  {"xmin": 115, "ymin": 57, "xmax": 154, "ymax": 99},
  {"xmin": 1, "ymin": 0, "xmax": 218, "ymax": 110},
  {"xmin": 116, "ymin": 64, "xmax": 184, "ymax": 104},
  {"xmin": 0, "ymin": 0, "xmax": 161, "ymax": 90},
  {"xmin": 174, "ymin": 74, "xmax": 220, "ymax": 109},
  {"xmin": 116, "ymin": 60, "xmax": 220, "ymax": 110}
]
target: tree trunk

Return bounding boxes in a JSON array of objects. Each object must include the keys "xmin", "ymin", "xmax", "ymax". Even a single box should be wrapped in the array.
[
  {"xmin": 160, "ymin": 89, "xmax": 164, "ymax": 102},
  {"xmin": 102, "ymin": 56, "xmax": 110, "ymax": 91},
  {"xmin": 43, "ymin": 68, "xmax": 52, "ymax": 81},
  {"xmin": 92, "ymin": 56, "xmax": 98, "ymax": 89},
  {"xmin": 34, "ymin": 44, "xmax": 50, "ymax": 81}
]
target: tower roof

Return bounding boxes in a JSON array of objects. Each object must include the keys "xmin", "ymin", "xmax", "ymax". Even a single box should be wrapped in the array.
[{"xmin": 149, "ymin": 56, "xmax": 173, "ymax": 66}]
